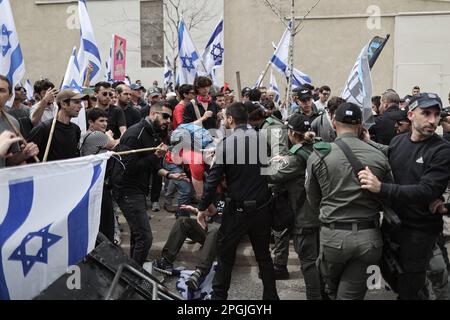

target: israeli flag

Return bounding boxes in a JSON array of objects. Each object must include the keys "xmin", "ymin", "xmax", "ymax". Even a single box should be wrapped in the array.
[
  {"xmin": 177, "ymin": 18, "xmax": 205, "ymax": 85},
  {"xmin": 104, "ymin": 35, "xmax": 113, "ymax": 83},
  {"xmin": 24, "ymin": 79, "xmax": 33, "ymax": 101},
  {"xmin": 270, "ymin": 20, "xmax": 312, "ymax": 87},
  {"xmin": 77, "ymin": 0, "xmax": 102, "ymax": 84},
  {"xmin": 0, "ymin": 153, "xmax": 110, "ymax": 300},
  {"xmin": 61, "ymin": 47, "xmax": 86, "ymax": 134},
  {"xmin": 164, "ymin": 56, "xmax": 173, "ymax": 91},
  {"xmin": 341, "ymin": 40, "xmax": 374, "ymax": 129},
  {"xmin": 175, "ymin": 262, "xmax": 217, "ymax": 300},
  {"xmin": 202, "ymin": 18, "xmax": 224, "ymax": 85},
  {"xmin": 0, "ymin": 0, "xmax": 25, "ymax": 101},
  {"xmin": 62, "ymin": 47, "xmax": 83, "ymax": 93},
  {"xmin": 269, "ymin": 68, "xmax": 280, "ymax": 104}
]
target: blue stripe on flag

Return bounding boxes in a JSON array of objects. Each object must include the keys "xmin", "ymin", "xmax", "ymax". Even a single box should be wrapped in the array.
[
  {"xmin": 67, "ymin": 164, "xmax": 102, "ymax": 266},
  {"xmin": 6, "ymin": 45, "xmax": 24, "ymax": 84},
  {"xmin": 0, "ymin": 179, "xmax": 34, "ymax": 300},
  {"xmin": 82, "ymin": 39, "xmax": 101, "ymax": 62},
  {"xmin": 205, "ymin": 20, "xmax": 223, "ymax": 48},
  {"xmin": 178, "ymin": 21, "xmax": 185, "ymax": 52},
  {"xmin": 270, "ymin": 55, "xmax": 287, "ymax": 74}
]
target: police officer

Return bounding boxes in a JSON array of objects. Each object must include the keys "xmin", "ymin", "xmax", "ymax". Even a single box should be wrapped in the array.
[
  {"xmin": 306, "ymin": 102, "xmax": 392, "ymax": 300},
  {"xmin": 256, "ymin": 101, "xmax": 291, "ymax": 279},
  {"xmin": 267, "ymin": 114, "xmax": 323, "ymax": 299},
  {"xmin": 359, "ymin": 93, "xmax": 450, "ymax": 300},
  {"xmin": 186, "ymin": 102, "xmax": 279, "ymax": 300}
]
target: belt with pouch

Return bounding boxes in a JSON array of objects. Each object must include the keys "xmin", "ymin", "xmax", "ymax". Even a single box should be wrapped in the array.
[
  {"xmin": 230, "ymin": 196, "xmax": 272, "ymax": 213},
  {"xmin": 322, "ymin": 220, "xmax": 379, "ymax": 231}
]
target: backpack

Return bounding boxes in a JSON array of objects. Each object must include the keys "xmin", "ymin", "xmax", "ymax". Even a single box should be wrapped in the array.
[{"xmin": 170, "ymin": 123, "xmax": 214, "ymax": 150}]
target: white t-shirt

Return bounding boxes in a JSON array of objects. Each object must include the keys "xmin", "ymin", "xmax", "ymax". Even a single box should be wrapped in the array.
[
  {"xmin": 314, "ymin": 100, "xmax": 328, "ymax": 111},
  {"xmin": 30, "ymin": 102, "xmax": 57, "ymax": 124}
]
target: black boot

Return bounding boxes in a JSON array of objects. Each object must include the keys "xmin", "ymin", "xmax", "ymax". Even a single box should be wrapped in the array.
[{"xmin": 186, "ymin": 269, "xmax": 203, "ymax": 291}]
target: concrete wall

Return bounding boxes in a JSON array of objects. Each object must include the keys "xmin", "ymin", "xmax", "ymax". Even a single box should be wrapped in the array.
[{"xmin": 224, "ymin": 0, "xmax": 450, "ymax": 98}]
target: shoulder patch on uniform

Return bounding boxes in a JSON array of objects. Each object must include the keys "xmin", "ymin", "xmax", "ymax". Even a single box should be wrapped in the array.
[
  {"xmin": 313, "ymin": 141, "xmax": 332, "ymax": 157},
  {"xmin": 265, "ymin": 117, "xmax": 275, "ymax": 125},
  {"xmin": 290, "ymin": 144, "xmax": 302, "ymax": 154}
]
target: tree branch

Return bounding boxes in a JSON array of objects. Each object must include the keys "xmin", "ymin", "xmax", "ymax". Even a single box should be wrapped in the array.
[
  {"xmin": 293, "ymin": 0, "xmax": 322, "ymax": 34},
  {"xmin": 260, "ymin": 0, "xmax": 288, "ymax": 28}
]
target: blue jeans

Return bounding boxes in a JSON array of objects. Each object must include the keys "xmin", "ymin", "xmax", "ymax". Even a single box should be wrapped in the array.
[{"xmin": 163, "ymin": 160, "xmax": 194, "ymax": 218}]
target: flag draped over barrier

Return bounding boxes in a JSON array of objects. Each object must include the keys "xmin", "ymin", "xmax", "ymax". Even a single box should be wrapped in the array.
[{"xmin": 0, "ymin": 153, "xmax": 110, "ymax": 300}]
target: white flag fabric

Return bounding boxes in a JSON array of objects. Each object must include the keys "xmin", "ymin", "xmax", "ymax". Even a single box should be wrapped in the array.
[
  {"xmin": 25, "ymin": 79, "xmax": 33, "ymax": 101},
  {"xmin": 0, "ymin": 153, "xmax": 110, "ymax": 300},
  {"xmin": 341, "ymin": 41, "xmax": 374, "ymax": 128},
  {"xmin": 177, "ymin": 18, "xmax": 205, "ymax": 85},
  {"xmin": 270, "ymin": 21, "xmax": 312, "ymax": 87},
  {"xmin": 77, "ymin": 0, "xmax": 102, "ymax": 84},
  {"xmin": 61, "ymin": 47, "xmax": 86, "ymax": 133},
  {"xmin": 164, "ymin": 56, "xmax": 173, "ymax": 91},
  {"xmin": 202, "ymin": 19, "xmax": 224, "ymax": 85},
  {"xmin": 0, "ymin": 0, "xmax": 25, "ymax": 104},
  {"xmin": 104, "ymin": 35, "xmax": 113, "ymax": 83},
  {"xmin": 62, "ymin": 47, "xmax": 83, "ymax": 93},
  {"xmin": 269, "ymin": 68, "xmax": 281, "ymax": 104}
]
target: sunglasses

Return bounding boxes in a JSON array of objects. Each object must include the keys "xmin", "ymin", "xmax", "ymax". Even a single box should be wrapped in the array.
[{"xmin": 102, "ymin": 92, "xmax": 114, "ymax": 97}]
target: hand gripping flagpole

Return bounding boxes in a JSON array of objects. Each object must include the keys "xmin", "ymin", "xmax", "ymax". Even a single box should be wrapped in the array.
[{"xmin": 0, "ymin": 108, "xmax": 40, "ymax": 163}]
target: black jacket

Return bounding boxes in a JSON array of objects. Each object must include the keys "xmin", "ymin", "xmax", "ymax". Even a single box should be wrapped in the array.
[
  {"xmin": 198, "ymin": 126, "xmax": 270, "ymax": 211},
  {"xmin": 380, "ymin": 133, "xmax": 450, "ymax": 234},
  {"xmin": 369, "ymin": 105, "xmax": 400, "ymax": 145},
  {"xmin": 112, "ymin": 118, "xmax": 163, "ymax": 196},
  {"xmin": 182, "ymin": 99, "xmax": 219, "ymax": 130}
]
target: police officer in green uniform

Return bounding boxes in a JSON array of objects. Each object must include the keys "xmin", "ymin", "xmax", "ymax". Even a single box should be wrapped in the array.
[
  {"xmin": 268, "ymin": 114, "xmax": 323, "ymax": 299},
  {"xmin": 306, "ymin": 102, "xmax": 392, "ymax": 300},
  {"xmin": 255, "ymin": 104, "xmax": 291, "ymax": 279}
]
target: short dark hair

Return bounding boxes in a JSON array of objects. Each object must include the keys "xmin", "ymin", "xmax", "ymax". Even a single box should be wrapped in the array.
[
  {"xmin": 327, "ymin": 96, "xmax": 346, "ymax": 115},
  {"xmin": 319, "ymin": 85, "xmax": 331, "ymax": 93},
  {"xmin": 87, "ymin": 108, "xmax": 108, "ymax": 122},
  {"xmin": 194, "ymin": 76, "xmax": 213, "ymax": 94},
  {"xmin": 112, "ymin": 81, "xmax": 125, "ymax": 90},
  {"xmin": 178, "ymin": 84, "xmax": 194, "ymax": 99},
  {"xmin": 94, "ymin": 81, "xmax": 111, "ymax": 93},
  {"xmin": 413, "ymin": 86, "xmax": 420, "ymax": 90},
  {"xmin": 0, "ymin": 75, "xmax": 12, "ymax": 95},
  {"xmin": 372, "ymin": 96, "xmax": 381, "ymax": 108},
  {"xmin": 248, "ymin": 89, "xmax": 262, "ymax": 102},
  {"xmin": 33, "ymin": 79, "xmax": 55, "ymax": 94},
  {"xmin": 212, "ymin": 92, "xmax": 225, "ymax": 102},
  {"xmin": 115, "ymin": 84, "xmax": 129, "ymax": 94},
  {"xmin": 226, "ymin": 102, "xmax": 248, "ymax": 125}
]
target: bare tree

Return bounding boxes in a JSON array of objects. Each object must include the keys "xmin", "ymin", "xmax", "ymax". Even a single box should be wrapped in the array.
[{"xmin": 163, "ymin": 0, "xmax": 217, "ymax": 80}]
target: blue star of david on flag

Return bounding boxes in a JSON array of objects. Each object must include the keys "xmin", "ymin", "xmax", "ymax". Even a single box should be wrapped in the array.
[
  {"xmin": 181, "ymin": 54, "xmax": 196, "ymax": 73},
  {"xmin": 1, "ymin": 24, "xmax": 12, "ymax": 57},
  {"xmin": 210, "ymin": 43, "xmax": 224, "ymax": 61},
  {"xmin": 9, "ymin": 224, "xmax": 62, "ymax": 277}
]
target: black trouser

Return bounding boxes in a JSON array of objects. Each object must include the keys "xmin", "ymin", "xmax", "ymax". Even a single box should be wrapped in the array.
[
  {"xmin": 162, "ymin": 217, "xmax": 219, "ymax": 275},
  {"xmin": 211, "ymin": 205, "xmax": 279, "ymax": 300},
  {"xmin": 395, "ymin": 227, "xmax": 438, "ymax": 300},
  {"xmin": 115, "ymin": 193, "xmax": 152, "ymax": 266},
  {"xmin": 99, "ymin": 187, "xmax": 114, "ymax": 242},
  {"xmin": 150, "ymin": 168, "xmax": 163, "ymax": 203}
]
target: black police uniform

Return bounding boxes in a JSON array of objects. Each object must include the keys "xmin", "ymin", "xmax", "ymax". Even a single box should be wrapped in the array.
[{"xmin": 198, "ymin": 125, "xmax": 279, "ymax": 300}]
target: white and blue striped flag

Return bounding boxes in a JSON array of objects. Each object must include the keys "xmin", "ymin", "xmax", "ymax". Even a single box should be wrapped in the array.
[
  {"xmin": 177, "ymin": 18, "xmax": 205, "ymax": 85},
  {"xmin": 77, "ymin": 0, "xmax": 102, "ymax": 84},
  {"xmin": 164, "ymin": 56, "xmax": 173, "ymax": 91},
  {"xmin": 104, "ymin": 35, "xmax": 113, "ymax": 83},
  {"xmin": 341, "ymin": 40, "xmax": 374, "ymax": 128},
  {"xmin": 61, "ymin": 47, "xmax": 86, "ymax": 134},
  {"xmin": 24, "ymin": 79, "xmax": 34, "ymax": 101},
  {"xmin": 62, "ymin": 47, "xmax": 83, "ymax": 93},
  {"xmin": 269, "ymin": 68, "xmax": 280, "ymax": 104},
  {"xmin": 0, "ymin": 0, "xmax": 25, "ymax": 104},
  {"xmin": 270, "ymin": 20, "xmax": 312, "ymax": 88},
  {"xmin": 0, "ymin": 153, "xmax": 110, "ymax": 300},
  {"xmin": 202, "ymin": 18, "xmax": 224, "ymax": 85}
]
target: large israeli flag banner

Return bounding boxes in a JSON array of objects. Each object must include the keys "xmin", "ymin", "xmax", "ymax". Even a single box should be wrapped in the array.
[{"xmin": 0, "ymin": 153, "xmax": 111, "ymax": 300}]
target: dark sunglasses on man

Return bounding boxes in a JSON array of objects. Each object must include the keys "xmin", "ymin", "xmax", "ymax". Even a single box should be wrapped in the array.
[{"xmin": 101, "ymin": 92, "xmax": 114, "ymax": 97}]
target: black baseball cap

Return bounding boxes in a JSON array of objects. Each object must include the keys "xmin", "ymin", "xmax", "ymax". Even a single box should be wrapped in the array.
[
  {"xmin": 244, "ymin": 101, "xmax": 262, "ymax": 114},
  {"xmin": 390, "ymin": 109, "xmax": 409, "ymax": 122},
  {"xmin": 241, "ymin": 87, "xmax": 251, "ymax": 97},
  {"xmin": 408, "ymin": 93, "xmax": 442, "ymax": 111},
  {"xmin": 334, "ymin": 102, "xmax": 362, "ymax": 124},
  {"xmin": 298, "ymin": 89, "xmax": 313, "ymax": 101},
  {"xmin": 288, "ymin": 113, "xmax": 312, "ymax": 133}
]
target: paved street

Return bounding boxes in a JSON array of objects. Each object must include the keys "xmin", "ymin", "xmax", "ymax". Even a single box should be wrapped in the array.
[{"xmin": 117, "ymin": 199, "xmax": 398, "ymax": 300}]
